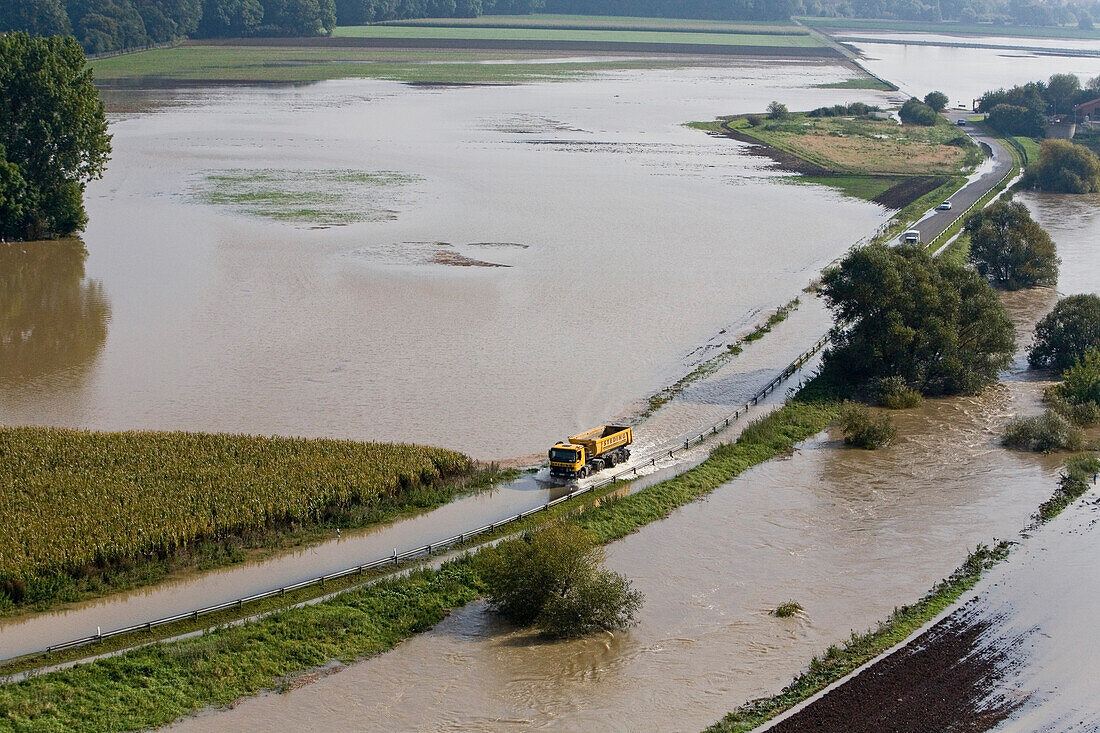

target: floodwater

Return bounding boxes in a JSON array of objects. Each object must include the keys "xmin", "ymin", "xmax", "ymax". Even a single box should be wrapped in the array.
[
  {"xmin": 849, "ymin": 38, "xmax": 1100, "ymax": 106},
  {"xmin": 1018, "ymin": 190, "xmax": 1100, "ymax": 297},
  {"xmin": 0, "ymin": 61, "xmax": 891, "ymax": 461},
  {"xmin": 170, "ymin": 289, "xmax": 1064, "ymax": 733},
  {"xmin": 0, "ymin": 292, "xmax": 824, "ymax": 662}
]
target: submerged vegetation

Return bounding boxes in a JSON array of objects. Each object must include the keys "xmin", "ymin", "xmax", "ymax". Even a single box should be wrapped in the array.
[
  {"xmin": 838, "ymin": 401, "xmax": 896, "ymax": 449},
  {"xmin": 964, "ymin": 200, "xmax": 1059, "ymax": 290},
  {"xmin": 1028, "ymin": 294, "xmax": 1100, "ymax": 370},
  {"xmin": 773, "ymin": 600, "xmax": 803, "ymax": 617},
  {"xmin": 1002, "ymin": 410, "xmax": 1085, "ymax": 452},
  {"xmin": 0, "ymin": 426, "xmax": 477, "ymax": 612},
  {"xmin": 197, "ymin": 169, "xmax": 419, "ymax": 224}
]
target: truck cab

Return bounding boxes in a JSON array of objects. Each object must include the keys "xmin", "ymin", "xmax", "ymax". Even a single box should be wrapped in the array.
[{"xmin": 549, "ymin": 443, "xmax": 587, "ymax": 478}]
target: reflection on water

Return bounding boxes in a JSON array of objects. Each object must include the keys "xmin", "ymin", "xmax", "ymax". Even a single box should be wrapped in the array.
[{"xmin": 0, "ymin": 240, "xmax": 110, "ymax": 387}]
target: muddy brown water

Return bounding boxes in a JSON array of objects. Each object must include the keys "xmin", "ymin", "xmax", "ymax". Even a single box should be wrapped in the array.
[
  {"xmin": 0, "ymin": 62, "xmax": 890, "ymax": 462},
  {"xmin": 168, "ymin": 288, "xmax": 1069, "ymax": 733}
]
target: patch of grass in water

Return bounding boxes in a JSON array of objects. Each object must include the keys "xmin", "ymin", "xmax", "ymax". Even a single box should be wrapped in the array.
[
  {"xmin": 197, "ymin": 169, "xmax": 419, "ymax": 224},
  {"xmin": 773, "ymin": 601, "xmax": 803, "ymax": 617},
  {"xmin": 813, "ymin": 77, "xmax": 893, "ymax": 90}
]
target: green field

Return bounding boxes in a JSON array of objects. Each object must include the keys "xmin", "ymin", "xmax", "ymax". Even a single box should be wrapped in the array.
[
  {"xmin": 89, "ymin": 45, "xmax": 681, "ymax": 84},
  {"xmin": 798, "ymin": 15, "xmax": 1100, "ymax": 40},
  {"xmin": 0, "ymin": 426, "xmax": 476, "ymax": 612},
  {"xmin": 382, "ymin": 14, "xmax": 800, "ymax": 34},
  {"xmin": 813, "ymin": 77, "xmax": 895, "ymax": 90},
  {"xmin": 332, "ymin": 24, "xmax": 825, "ymax": 46}
]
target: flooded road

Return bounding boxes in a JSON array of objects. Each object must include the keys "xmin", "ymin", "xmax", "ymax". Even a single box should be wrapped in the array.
[
  {"xmin": 848, "ymin": 38, "xmax": 1100, "ymax": 105},
  {"xmin": 0, "ymin": 62, "xmax": 890, "ymax": 461},
  {"xmin": 169, "ymin": 288, "xmax": 1067, "ymax": 732}
]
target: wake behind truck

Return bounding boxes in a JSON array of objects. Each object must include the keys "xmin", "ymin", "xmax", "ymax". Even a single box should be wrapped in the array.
[{"xmin": 548, "ymin": 425, "xmax": 633, "ymax": 480}]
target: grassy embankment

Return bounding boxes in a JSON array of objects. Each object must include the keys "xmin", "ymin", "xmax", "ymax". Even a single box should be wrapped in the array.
[
  {"xmin": 0, "ymin": 386, "xmax": 841, "ymax": 729},
  {"xmin": 0, "ymin": 426, "xmax": 508, "ymax": 618},
  {"xmin": 379, "ymin": 14, "xmax": 801, "ymax": 33},
  {"xmin": 813, "ymin": 77, "xmax": 895, "ymax": 90},
  {"xmin": 797, "ymin": 15, "xmax": 1100, "ymax": 39},
  {"xmin": 707, "ymin": 452, "xmax": 1100, "ymax": 733},
  {"xmin": 692, "ymin": 113, "xmax": 977, "ymax": 219}
]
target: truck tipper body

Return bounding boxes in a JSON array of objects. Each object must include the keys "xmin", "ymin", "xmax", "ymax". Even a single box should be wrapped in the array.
[{"xmin": 548, "ymin": 425, "xmax": 633, "ymax": 479}]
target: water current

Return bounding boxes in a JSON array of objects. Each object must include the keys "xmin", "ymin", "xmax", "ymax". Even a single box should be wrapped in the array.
[{"xmin": 0, "ymin": 61, "xmax": 889, "ymax": 461}]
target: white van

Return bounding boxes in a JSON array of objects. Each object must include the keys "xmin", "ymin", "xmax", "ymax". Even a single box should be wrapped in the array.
[{"xmin": 902, "ymin": 229, "xmax": 921, "ymax": 244}]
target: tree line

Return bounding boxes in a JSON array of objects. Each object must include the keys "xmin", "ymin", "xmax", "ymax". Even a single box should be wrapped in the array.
[{"xmin": 1, "ymin": 0, "xmax": 338, "ymax": 54}]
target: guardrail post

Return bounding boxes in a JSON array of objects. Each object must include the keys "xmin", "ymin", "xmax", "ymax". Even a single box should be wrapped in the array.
[{"xmin": 393, "ymin": 548, "xmax": 398, "ymax": 566}]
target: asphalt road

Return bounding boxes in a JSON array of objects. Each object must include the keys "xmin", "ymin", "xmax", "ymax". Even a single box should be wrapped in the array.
[{"xmin": 905, "ymin": 111, "xmax": 1014, "ymax": 250}]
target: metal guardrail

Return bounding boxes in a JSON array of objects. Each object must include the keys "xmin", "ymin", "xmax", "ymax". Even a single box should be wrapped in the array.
[
  {"xmin": 35, "ymin": 335, "xmax": 830, "ymax": 660},
  {"xmin": 925, "ymin": 165, "xmax": 1015, "ymax": 253}
]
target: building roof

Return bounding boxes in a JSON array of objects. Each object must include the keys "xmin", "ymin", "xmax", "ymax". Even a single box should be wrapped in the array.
[{"xmin": 1074, "ymin": 96, "xmax": 1100, "ymax": 111}]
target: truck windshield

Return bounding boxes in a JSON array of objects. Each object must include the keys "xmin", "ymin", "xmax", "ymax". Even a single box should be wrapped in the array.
[{"xmin": 550, "ymin": 448, "xmax": 579, "ymax": 463}]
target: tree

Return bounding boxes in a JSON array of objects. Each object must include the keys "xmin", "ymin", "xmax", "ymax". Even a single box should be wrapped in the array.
[
  {"xmin": 820, "ymin": 243, "xmax": 1015, "ymax": 396},
  {"xmin": 195, "ymin": 0, "xmax": 263, "ymax": 36},
  {"xmin": 134, "ymin": 0, "xmax": 203, "ymax": 42},
  {"xmin": 0, "ymin": 0, "xmax": 72, "ymax": 35},
  {"xmin": 66, "ymin": 0, "xmax": 150, "ymax": 54},
  {"xmin": 899, "ymin": 97, "xmax": 937, "ymax": 125},
  {"xmin": 1079, "ymin": 9, "xmax": 1094, "ymax": 29},
  {"xmin": 1044, "ymin": 73, "xmax": 1081, "ymax": 115},
  {"xmin": 963, "ymin": 200, "xmax": 1059, "ymax": 290},
  {"xmin": 924, "ymin": 90, "xmax": 949, "ymax": 112},
  {"xmin": 255, "ymin": 0, "xmax": 335, "ymax": 35},
  {"xmin": 0, "ymin": 33, "xmax": 111, "ymax": 240},
  {"xmin": 479, "ymin": 523, "xmax": 643, "ymax": 638},
  {"xmin": 767, "ymin": 100, "xmax": 789, "ymax": 120},
  {"xmin": 1021, "ymin": 139, "xmax": 1100, "ymax": 193},
  {"xmin": 1029, "ymin": 294, "xmax": 1100, "ymax": 370},
  {"xmin": 986, "ymin": 103, "xmax": 1045, "ymax": 137},
  {"xmin": 0, "ymin": 146, "xmax": 27, "ymax": 238},
  {"xmin": 1056, "ymin": 348, "xmax": 1100, "ymax": 409}
]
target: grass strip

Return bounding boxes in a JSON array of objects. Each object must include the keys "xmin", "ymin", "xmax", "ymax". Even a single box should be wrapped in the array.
[
  {"xmin": 706, "ymin": 450, "xmax": 1099, "ymax": 733},
  {"xmin": 331, "ymin": 25, "xmax": 825, "ymax": 47},
  {"xmin": 812, "ymin": 77, "xmax": 894, "ymax": 90},
  {"xmin": 640, "ymin": 298, "xmax": 800, "ymax": 419},
  {"xmin": 378, "ymin": 15, "xmax": 799, "ymax": 33},
  {"xmin": 0, "ymin": 386, "xmax": 840, "ymax": 730},
  {"xmin": 796, "ymin": 16, "xmax": 1100, "ymax": 39}
]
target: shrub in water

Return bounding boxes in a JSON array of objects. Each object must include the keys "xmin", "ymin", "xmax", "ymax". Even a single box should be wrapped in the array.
[
  {"xmin": 1002, "ymin": 410, "xmax": 1085, "ymax": 452},
  {"xmin": 875, "ymin": 376, "xmax": 924, "ymax": 409},
  {"xmin": 773, "ymin": 601, "xmax": 803, "ymax": 618},
  {"xmin": 479, "ymin": 523, "xmax": 643, "ymax": 638},
  {"xmin": 839, "ymin": 401, "xmax": 897, "ymax": 449}
]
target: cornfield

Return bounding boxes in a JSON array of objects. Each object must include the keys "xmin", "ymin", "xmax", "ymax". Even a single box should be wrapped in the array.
[{"xmin": 0, "ymin": 426, "xmax": 471, "ymax": 581}]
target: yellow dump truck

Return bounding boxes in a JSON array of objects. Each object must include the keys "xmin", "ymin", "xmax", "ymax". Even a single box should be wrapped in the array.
[{"xmin": 548, "ymin": 425, "xmax": 633, "ymax": 480}]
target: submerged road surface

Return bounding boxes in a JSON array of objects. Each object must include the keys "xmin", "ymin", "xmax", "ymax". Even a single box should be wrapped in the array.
[{"xmin": 0, "ymin": 113, "xmax": 1016, "ymax": 664}]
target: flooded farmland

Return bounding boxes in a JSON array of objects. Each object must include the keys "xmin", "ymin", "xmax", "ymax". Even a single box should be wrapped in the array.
[
  {"xmin": 0, "ymin": 61, "xmax": 891, "ymax": 461},
  {"xmin": 170, "ymin": 289, "xmax": 1064, "ymax": 733}
]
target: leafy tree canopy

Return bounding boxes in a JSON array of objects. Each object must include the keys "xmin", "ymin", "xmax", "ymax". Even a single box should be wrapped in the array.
[
  {"xmin": 964, "ymin": 200, "xmax": 1059, "ymax": 290},
  {"xmin": 1021, "ymin": 138, "xmax": 1100, "ymax": 193},
  {"xmin": 986, "ymin": 102, "xmax": 1045, "ymax": 137},
  {"xmin": 0, "ymin": 0, "xmax": 72, "ymax": 35},
  {"xmin": 0, "ymin": 32, "xmax": 111, "ymax": 240},
  {"xmin": 478, "ymin": 523, "xmax": 643, "ymax": 638},
  {"xmin": 924, "ymin": 90, "xmax": 949, "ymax": 112},
  {"xmin": 821, "ymin": 242, "xmax": 1015, "ymax": 396},
  {"xmin": 1029, "ymin": 294, "xmax": 1100, "ymax": 370},
  {"xmin": 899, "ymin": 97, "xmax": 937, "ymax": 125}
]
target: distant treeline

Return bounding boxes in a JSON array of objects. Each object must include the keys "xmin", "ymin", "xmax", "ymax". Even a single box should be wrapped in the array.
[
  {"xmin": 5, "ymin": 0, "xmax": 1100, "ymax": 56},
  {"xmin": 1, "ymin": 0, "xmax": 337, "ymax": 53}
]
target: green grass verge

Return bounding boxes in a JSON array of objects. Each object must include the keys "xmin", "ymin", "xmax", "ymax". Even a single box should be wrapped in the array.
[
  {"xmin": 707, "ymin": 451, "xmax": 1099, "ymax": 732},
  {"xmin": 877, "ymin": 174, "xmax": 967, "ymax": 243},
  {"xmin": 796, "ymin": 174, "xmax": 907, "ymax": 201},
  {"xmin": 0, "ymin": 385, "xmax": 840, "ymax": 730},
  {"xmin": 796, "ymin": 15, "xmax": 1100, "ymax": 39},
  {"xmin": 89, "ymin": 45, "xmax": 681, "ymax": 84},
  {"xmin": 332, "ymin": 24, "xmax": 825, "ymax": 47},
  {"xmin": 812, "ymin": 77, "xmax": 894, "ymax": 90},
  {"xmin": 379, "ymin": 14, "xmax": 801, "ymax": 34}
]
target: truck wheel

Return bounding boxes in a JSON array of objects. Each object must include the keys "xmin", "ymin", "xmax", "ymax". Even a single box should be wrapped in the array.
[
  {"xmin": 579, "ymin": 466, "xmax": 589, "ymax": 479},
  {"xmin": 605, "ymin": 454, "xmax": 616, "ymax": 468}
]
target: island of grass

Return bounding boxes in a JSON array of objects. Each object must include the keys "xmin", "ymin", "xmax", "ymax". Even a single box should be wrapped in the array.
[
  {"xmin": 0, "ymin": 426, "xmax": 504, "ymax": 616},
  {"xmin": 692, "ymin": 108, "xmax": 981, "ymax": 211},
  {"xmin": 796, "ymin": 15, "xmax": 1100, "ymax": 40}
]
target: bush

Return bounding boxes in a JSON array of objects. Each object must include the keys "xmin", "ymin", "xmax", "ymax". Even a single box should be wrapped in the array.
[
  {"xmin": 875, "ymin": 376, "xmax": 924, "ymax": 409},
  {"xmin": 899, "ymin": 97, "xmax": 937, "ymax": 126},
  {"xmin": 986, "ymin": 103, "xmax": 1045, "ymax": 137},
  {"xmin": 1029, "ymin": 294, "xmax": 1100, "ymax": 370},
  {"xmin": 773, "ymin": 601, "xmax": 803, "ymax": 618},
  {"xmin": 963, "ymin": 200, "xmax": 1059, "ymax": 290},
  {"xmin": 1047, "ymin": 348, "xmax": 1100, "ymax": 425},
  {"xmin": 839, "ymin": 401, "xmax": 897, "ymax": 449},
  {"xmin": 1021, "ymin": 139, "xmax": 1100, "ymax": 194},
  {"xmin": 1047, "ymin": 389, "xmax": 1100, "ymax": 426},
  {"xmin": 767, "ymin": 101, "xmax": 789, "ymax": 121},
  {"xmin": 1002, "ymin": 410, "xmax": 1084, "ymax": 452},
  {"xmin": 924, "ymin": 90, "xmax": 949, "ymax": 112},
  {"xmin": 746, "ymin": 114, "xmax": 763, "ymax": 127},
  {"xmin": 479, "ymin": 523, "xmax": 643, "ymax": 638}
]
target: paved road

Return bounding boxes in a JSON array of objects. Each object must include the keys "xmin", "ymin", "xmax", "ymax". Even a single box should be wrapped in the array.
[
  {"xmin": 905, "ymin": 111, "xmax": 1014, "ymax": 250},
  {"xmin": 0, "ymin": 110, "xmax": 1019, "ymax": 665}
]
